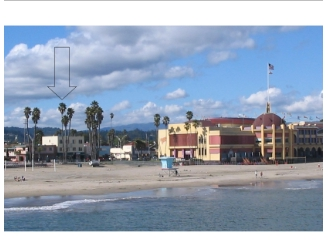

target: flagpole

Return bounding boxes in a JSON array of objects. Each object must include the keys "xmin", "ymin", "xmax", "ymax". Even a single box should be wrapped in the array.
[{"xmin": 267, "ymin": 62, "xmax": 269, "ymax": 104}]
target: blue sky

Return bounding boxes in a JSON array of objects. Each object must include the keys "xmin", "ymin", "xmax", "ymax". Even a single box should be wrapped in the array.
[{"xmin": 3, "ymin": 25, "xmax": 323, "ymax": 131}]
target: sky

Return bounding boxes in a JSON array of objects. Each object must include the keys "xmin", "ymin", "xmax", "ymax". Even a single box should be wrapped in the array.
[{"xmin": 4, "ymin": 25, "xmax": 323, "ymax": 131}]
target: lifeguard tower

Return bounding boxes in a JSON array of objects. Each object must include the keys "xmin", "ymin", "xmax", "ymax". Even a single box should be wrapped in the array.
[{"xmin": 159, "ymin": 157, "xmax": 179, "ymax": 176}]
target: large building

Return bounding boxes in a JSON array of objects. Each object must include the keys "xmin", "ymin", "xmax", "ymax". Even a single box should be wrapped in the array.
[
  {"xmin": 42, "ymin": 135, "xmax": 85, "ymax": 160},
  {"xmin": 158, "ymin": 104, "xmax": 323, "ymax": 163}
]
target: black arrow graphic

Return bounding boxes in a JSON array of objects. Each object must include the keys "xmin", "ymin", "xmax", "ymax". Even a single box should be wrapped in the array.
[{"xmin": 48, "ymin": 47, "xmax": 76, "ymax": 100}]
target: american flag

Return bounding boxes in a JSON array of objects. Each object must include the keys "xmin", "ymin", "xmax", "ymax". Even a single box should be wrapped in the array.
[{"xmin": 268, "ymin": 63, "xmax": 274, "ymax": 70}]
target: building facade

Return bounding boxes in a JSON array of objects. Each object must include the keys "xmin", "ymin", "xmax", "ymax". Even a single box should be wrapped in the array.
[
  {"xmin": 158, "ymin": 110, "xmax": 323, "ymax": 163},
  {"xmin": 42, "ymin": 136, "xmax": 84, "ymax": 160}
]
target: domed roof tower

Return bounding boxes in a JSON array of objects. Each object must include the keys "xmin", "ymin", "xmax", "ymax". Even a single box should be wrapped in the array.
[
  {"xmin": 252, "ymin": 112, "xmax": 283, "ymax": 128},
  {"xmin": 252, "ymin": 102, "xmax": 284, "ymax": 128}
]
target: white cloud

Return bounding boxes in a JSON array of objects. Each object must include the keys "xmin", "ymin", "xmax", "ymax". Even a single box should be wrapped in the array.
[
  {"xmin": 185, "ymin": 99, "xmax": 223, "ymax": 109},
  {"xmin": 111, "ymin": 100, "xmax": 131, "ymax": 111},
  {"xmin": 283, "ymin": 91, "xmax": 323, "ymax": 114},
  {"xmin": 164, "ymin": 66, "xmax": 194, "ymax": 79},
  {"xmin": 4, "ymin": 26, "xmax": 267, "ymax": 104},
  {"xmin": 240, "ymin": 88, "xmax": 283, "ymax": 106},
  {"xmin": 164, "ymin": 88, "xmax": 188, "ymax": 100},
  {"xmin": 163, "ymin": 105, "xmax": 183, "ymax": 115},
  {"xmin": 208, "ymin": 51, "xmax": 236, "ymax": 64}
]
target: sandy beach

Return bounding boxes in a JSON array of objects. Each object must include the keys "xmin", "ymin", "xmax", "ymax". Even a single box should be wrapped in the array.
[{"xmin": 3, "ymin": 161, "xmax": 323, "ymax": 199}]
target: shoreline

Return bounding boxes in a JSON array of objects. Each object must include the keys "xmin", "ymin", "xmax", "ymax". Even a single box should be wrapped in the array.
[{"xmin": 3, "ymin": 162, "xmax": 323, "ymax": 199}]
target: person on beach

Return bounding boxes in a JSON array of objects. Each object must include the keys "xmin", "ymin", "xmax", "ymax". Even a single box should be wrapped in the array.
[
  {"xmin": 255, "ymin": 170, "xmax": 257, "ymax": 178},
  {"xmin": 260, "ymin": 171, "xmax": 263, "ymax": 178}
]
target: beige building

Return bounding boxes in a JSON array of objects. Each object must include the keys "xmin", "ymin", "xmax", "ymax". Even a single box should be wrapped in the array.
[
  {"xmin": 42, "ymin": 136, "xmax": 84, "ymax": 159},
  {"xmin": 158, "ymin": 106, "xmax": 323, "ymax": 163}
]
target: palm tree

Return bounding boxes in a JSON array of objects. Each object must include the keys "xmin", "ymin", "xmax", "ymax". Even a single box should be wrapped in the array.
[
  {"xmin": 66, "ymin": 107, "xmax": 75, "ymax": 162},
  {"xmin": 192, "ymin": 119, "xmax": 200, "ymax": 162},
  {"xmin": 35, "ymin": 129, "xmax": 44, "ymax": 146},
  {"xmin": 61, "ymin": 115, "xmax": 69, "ymax": 163},
  {"xmin": 108, "ymin": 129, "xmax": 115, "ymax": 147},
  {"xmin": 54, "ymin": 129, "xmax": 62, "ymax": 136},
  {"xmin": 70, "ymin": 129, "xmax": 77, "ymax": 136},
  {"xmin": 110, "ymin": 113, "xmax": 114, "ymax": 128},
  {"xmin": 32, "ymin": 107, "xmax": 41, "ymax": 139},
  {"xmin": 186, "ymin": 111, "xmax": 193, "ymax": 159},
  {"xmin": 154, "ymin": 114, "xmax": 161, "ymax": 156},
  {"xmin": 58, "ymin": 103, "xmax": 67, "ymax": 161},
  {"xmin": 162, "ymin": 116, "xmax": 170, "ymax": 156},
  {"xmin": 24, "ymin": 107, "xmax": 32, "ymax": 160},
  {"xmin": 84, "ymin": 101, "xmax": 102, "ymax": 160},
  {"xmin": 85, "ymin": 107, "xmax": 93, "ymax": 159},
  {"xmin": 67, "ymin": 107, "xmax": 75, "ymax": 138},
  {"xmin": 32, "ymin": 107, "xmax": 41, "ymax": 159},
  {"xmin": 169, "ymin": 126, "xmax": 176, "ymax": 157},
  {"xmin": 184, "ymin": 122, "xmax": 191, "ymax": 159},
  {"xmin": 96, "ymin": 107, "xmax": 104, "ymax": 159},
  {"xmin": 186, "ymin": 111, "xmax": 193, "ymax": 122}
]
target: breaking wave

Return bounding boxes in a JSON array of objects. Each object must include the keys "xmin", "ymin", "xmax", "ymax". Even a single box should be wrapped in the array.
[{"xmin": 4, "ymin": 196, "xmax": 142, "ymax": 212}]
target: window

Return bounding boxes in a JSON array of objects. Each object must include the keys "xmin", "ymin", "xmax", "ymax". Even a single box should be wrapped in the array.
[
  {"xmin": 72, "ymin": 140, "xmax": 75, "ymax": 144},
  {"xmin": 79, "ymin": 140, "xmax": 83, "ymax": 144},
  {"xmin": 49, "ymin": 147, "xmax": 52, "ymax": 151},
  {"xmin": 59, "ymin": 147, "xmax": 62, "ymax": 151},
  {"xmin": 73, "ymin": 147, "xmax": 76, "ymax": 151},
  {"xmin": 78, "ymin": 147, "xmax": 82, "ymax": 151},
  {"xmin": 60, "ymin": 140, "xmax": 62, "ymax": 144}
]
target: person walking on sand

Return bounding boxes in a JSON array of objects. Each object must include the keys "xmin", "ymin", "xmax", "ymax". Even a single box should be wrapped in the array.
[
  {"xmin": 260, "ymin": 171, "xmax": 263, "ymax": 178},
  {"xmin": 255, "ymin": 170, "xmax": 257, "ymax": 178}
]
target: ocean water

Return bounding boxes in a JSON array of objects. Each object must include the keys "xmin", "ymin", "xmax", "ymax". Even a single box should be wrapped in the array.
[{"xmin": 4, "ymin": 179, "xmax": 323, "ymax": 231}]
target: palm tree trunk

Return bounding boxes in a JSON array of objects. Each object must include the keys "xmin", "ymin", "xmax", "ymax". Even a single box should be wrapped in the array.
[{"xmin": 68, "ymin": 121, "xmax": 71, "ymax": 160}]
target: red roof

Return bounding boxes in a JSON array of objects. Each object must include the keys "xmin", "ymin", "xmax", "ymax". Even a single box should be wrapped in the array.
[{"xmin": 252, "ymin": 113, "xmax": 283, "ymax": 127}]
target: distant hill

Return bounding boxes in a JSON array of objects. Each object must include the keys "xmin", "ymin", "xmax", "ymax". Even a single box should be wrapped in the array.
[
  {"xmin": 4, "ymin": 122, "xmax": 166, "ymax": 144},
  {"xmin": 4, "ymin": 126, "xmax": 61, "ymax": 143},
  {"xmin": 101, "ymin": 122, "xmax": 166, "ymax": 132}
]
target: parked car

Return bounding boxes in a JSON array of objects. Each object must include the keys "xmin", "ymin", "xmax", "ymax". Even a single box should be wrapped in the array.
[{"xmin": 89, "ymin": 160, "xmax": 100, "ymax": 167}]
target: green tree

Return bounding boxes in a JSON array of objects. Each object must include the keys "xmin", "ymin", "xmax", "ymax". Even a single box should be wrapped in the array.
[
  {"xmin": 84, "ymin": 101, "xmax": 102, "ymax": 160},
  {"xmin": 24, "ymin": 107, "xmax": 32, "ymax": 160},
  {"xmin": 162, "ymin": 116, "xmax": 170, "ymax": 156},
  {"xmin": 192, "ymin": 119, "xmax": 200, "ymax": 161},
  {"xmin": 108, "ymin": 129, "xmax": 115, "ymax": 147},
  {"xmin": 58, "ymin": 103, "xmax": 67, "ymax": 160},
  {"xmin": 184, "ymin": 122, "xmax": 191, "ymax": 159},
  {"xmin": 186, "ymin": 111, "xmax": 193, "ymax": 159},
  {"xmin": 169, "ymin": 126, "xmax": 176, "ymax": 158},
  {"xmin": 32, "ymin": 107, "xmax": 41, "ymax": 157},
  {"xmin": 186, "ymin": 111, "xmax": 193, "ymax": 122},
  {"xmin": 70, "ymin": 129, "xmax": 77, "ymax": 136},
  {"xmin": 154, "ymin": 114, "xmax": 161, "ymax": 156},
  {"xmin": 96, "ymin": 106, "xmax": 104, "ymax": 158},
  {"xmin": 35, "ymin": 129, "xmax": 44, "ymax": 146},
  {"xmin": 110, "ymin": 112, "xmax": 114, "ymax": 128},
  {"xmin": 61, "ymin": 115, "xmax": 69, "ymax": 163},
  {"xmin": 67, "ymin": 107, "xmax": 75, "ymax": 146}
]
